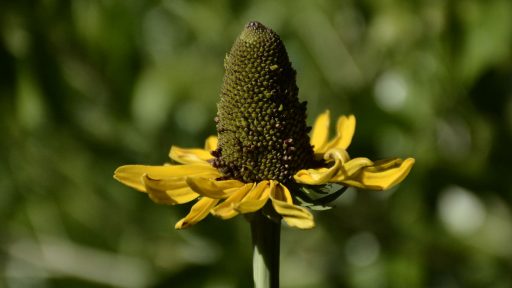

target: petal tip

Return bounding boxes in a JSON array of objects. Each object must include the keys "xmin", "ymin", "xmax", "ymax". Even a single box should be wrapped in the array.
[{"xmin": 174, "ymin": 220, "xmax": 187, "ymax": 229}]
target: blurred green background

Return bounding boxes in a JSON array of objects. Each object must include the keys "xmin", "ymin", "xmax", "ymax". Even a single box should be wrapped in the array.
[{"xmin": 2, "ymin": 0, "xmax": 512, "ymax": 287}]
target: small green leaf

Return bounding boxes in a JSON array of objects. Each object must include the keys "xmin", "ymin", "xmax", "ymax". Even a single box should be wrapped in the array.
[
  {"xmin": 308, "ymin": 205, "xmax": 333, "ymax": 211},
  {"xmin": 290, "ymin": 183, "xmax": 347, "ymax": 208}
]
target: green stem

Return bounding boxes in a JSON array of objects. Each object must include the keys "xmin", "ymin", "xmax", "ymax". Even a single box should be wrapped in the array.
[{"xmin": 250, "ymin": 211, "xmax": 280, "ymax": 288}]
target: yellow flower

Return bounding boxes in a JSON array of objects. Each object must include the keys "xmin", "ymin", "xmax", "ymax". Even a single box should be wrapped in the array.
[
  {"xmin": 115, "ymin": 22, "xmax": 414, "ymax": 231},
  {"xmin": 114, "ymin": 111, "xmax": 414, "ymax": 230}
]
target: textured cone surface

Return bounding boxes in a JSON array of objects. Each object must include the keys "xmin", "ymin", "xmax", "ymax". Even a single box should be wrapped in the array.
[{"xmin": 213, "ymin": 21, "xmax": 315, "ymax": 183}]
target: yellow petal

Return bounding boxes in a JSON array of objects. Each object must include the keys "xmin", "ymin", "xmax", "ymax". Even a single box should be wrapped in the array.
[
  {"xmin": 330, "ymin": 157, "xmax": 374, "ymax": 182},
  {"xmin": 211, "ymin": 183, "xmax": 254, "ymax": 219},
  {"xmin": 142, "ymin": 174, "xmax": 199, "ymax": 204},
  {"xmin": 175, "ymin": 197, "xmax": 220, "ymax": 229},
  {"xmin": 293, "ymin": 159, "xmax": 342, "ymax": 185},
  {"xmin": 147, "ymin": 187, "xmax": 199, "ymax": 205},
  {"xmin": 270, "ymin": 183, "xmax": 315, "ymax": 229},
  {"xmin": 204, "ymin": 136, "xmax": 218, "ymax": 151},
  {"xmin": 324, "ymin": 148, "xmax": 350, "ymax": 163},
  {"xmin": 324, "ymin": 115, "xmax": 356, "ymax": 151},
  {"xmin": 235, "ymin": 181, "xmax": 272, "ymax": 213},
  {"xmin": 341, "ymin": 158, "xmax": 415, "ymax": 190},
  {"xmin": 143, "ymin": 175, "xmax": 189, "ymax": 190},
  {"xmin": 169, "ymin": 146, "xmax": 212, "ymax": 164},
  {"xmin": 186, "ymin": 177, "xmax": 244, "ymax": 199},
  {"xmin": 114, "ymin": 164, "xmax": 219, "ymax": 192},
  {"xmin": 310, "ymin": 110, "xmax": 330, "ymax": 152},
  {"xmin": 270, "ymin": 181, "xmax": 292, "ymax": 203},
  {"xmin": 294, "ymin": 148, "xmax": 352, "ymax": 185}
]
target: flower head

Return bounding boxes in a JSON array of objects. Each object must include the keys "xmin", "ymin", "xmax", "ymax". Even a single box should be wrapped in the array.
[
  {"xmin": 212, "ymin": 21, "xmax": 314, "ymax": 184},
  {"xmin": 114, "ymin": 21, "xmax": 414, "ymax": 230}
]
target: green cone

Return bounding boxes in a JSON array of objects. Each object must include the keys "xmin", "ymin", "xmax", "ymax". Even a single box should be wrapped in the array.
[{"xmin": 212, "ymin": 21, "xmax": 315, "ymax": 183}]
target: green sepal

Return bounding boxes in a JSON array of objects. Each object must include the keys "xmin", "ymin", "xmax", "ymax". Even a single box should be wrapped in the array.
[{"xmin": 290, "ymin": 183, "xmax": 347, "ymax": 211}]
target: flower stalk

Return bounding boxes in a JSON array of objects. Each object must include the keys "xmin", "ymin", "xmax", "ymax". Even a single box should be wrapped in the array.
[{"xmin": 250, "ymin": 211, "xmax": 280, "ymax": 288}]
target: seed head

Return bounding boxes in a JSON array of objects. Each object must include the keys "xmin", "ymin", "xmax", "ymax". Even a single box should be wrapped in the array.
[{"xmin": 213, "ymin": 21, "xmax": 315, "ymax": 183}]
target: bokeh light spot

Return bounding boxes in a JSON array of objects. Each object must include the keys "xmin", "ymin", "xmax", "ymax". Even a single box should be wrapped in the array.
[
  {"xmin": 374, "ymin": 71, "xmax": 408, "ymax": 112},
  {"xmin": 438, "ymin": 186, "xmax": 486, "ymax": 236}
]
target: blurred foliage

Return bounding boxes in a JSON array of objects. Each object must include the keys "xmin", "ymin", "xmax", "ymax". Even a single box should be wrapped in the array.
[{"xmin": 1, "ymin": 0, "xmax": 512, "ymax": 287}]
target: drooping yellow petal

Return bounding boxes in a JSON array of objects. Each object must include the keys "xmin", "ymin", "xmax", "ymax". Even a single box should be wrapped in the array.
[
  {"xmin": 295, "ymin": 148, "xmax": 355, "ymax": 185},
  {"xmin": 186, "ymin": 177, "xmax": 244, "ymax": 199},
  {"xmin": 330, "ymin": 157, "xmax": 374, "ymax": 182},
  {"xmin": 211, "ymin": 183, "xmax": 254, "ymax": 219},
  {"xmin": 114, "ymin": 164, "xmax": 219, "ymax": 192},
  {"xmin": 340, "ymin": 158, "xmax": 415, "ymax": 190},
  {"xmin": 324, "ymin": 115, "xmax": 356, "ymax": 151},
  {"xmin": 270, "ymin": 183, "xmax": 314, "ymax": 229},
  {"xmin": 235, "ymin": 181, "xmax": 272, "ymax": 213},
  {"xmin": 293, "ymin": 159, "xmax": 342, "ymax": 185},
  {"xmin": 143, "ymin": 175, "xmax": 189, "ymax": 190},
  {"xmin": 295, "ymin": 142, "xmax": 415, "ymax": 191},
  {"xmin": 271, "ymin": 181, "xmax": 292, "ymax": 203},
  {"xmin": 143, "ymin": 175, "xmax": 199, "ymax": 204},
  {"xmin": 148, "ymin": 186, "xmax": 199, "ymax": 205},
  {"xmin": 169, "ymin": 146, "xmax": 212, "ymax": 164},
  {"xmin": 310, "ymin": 110, "xmax": 330, "ymax": 152},
  {"xmin": 324, "ymin": 148, "xmax": 350, "ymax": 163},
  {"xmin": 204, "ymin": 136, "xmax": 218, "ymax": 151},
  {"xmin": 236, "ymin": 196, "xmax": 269, "ymax": 213},
  {"xmin": 175, "ymin": 197, "xmax": 220, "ymax": 229}
]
